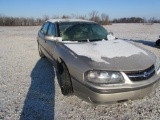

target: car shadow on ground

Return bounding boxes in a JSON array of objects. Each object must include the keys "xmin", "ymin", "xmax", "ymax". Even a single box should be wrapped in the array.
[
  {"xmin": 127, "ymin": 39, "xmax": 157, "ymax": 48},
  {"xmin": 20, "ymin": 58, "xmax": 55, "ymax": 120}
]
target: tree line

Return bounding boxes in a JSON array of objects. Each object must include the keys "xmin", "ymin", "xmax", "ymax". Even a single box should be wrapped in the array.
[
  {"xmin": 112, "ymin": 17, "xmax": 160, "ymax": 23},
  {"xmin": 0, "ymin": 11, "xmax": 160, "ymax": 26},
  {"xmin": 0, "ymin": 11, "xmax": 110, "ymax": 26},
  {"xmin": 0, "ymin": 16, "xmax": 44, "ymax": 26}
]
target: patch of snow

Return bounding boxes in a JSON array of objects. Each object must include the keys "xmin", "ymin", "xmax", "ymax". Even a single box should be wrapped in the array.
[{"xmin": 64, "ymin": 39, "xmax": 149, "ymax": 63}]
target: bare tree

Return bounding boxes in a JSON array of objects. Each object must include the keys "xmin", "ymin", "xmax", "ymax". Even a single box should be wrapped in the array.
[
  {"xmin": 148, "ymin": 17, "xmax": 155, "ymax": 24},
  {"xmin": 19, "ymin": 17, "xmax": 24, "ymax": 26},
  {"xmin": 36, "ymin": 18, "xmax": 43, "ymax": 25},
  {"xmin": 101, "ymin": 13, "xmax": 109, "ymax": 25},
  {"xmin": 62, "ymin": 15, "xmax": 70, "ymax": 19},
  {"xmin": 70, "ymin": 14, "xmax": 87, "ymax": 20},
  {"xmin": 43, "ymin": 15, "xmax": 49, "ymax": 22},
  {"xmin": 89, "ymin": 10, "xmax": 100, "ymax": 22},
  {"xmin": 71, "ymin": 14, "xmax": 77, "ymax": 19},
  {"xmin": 2, "ymin": 16, "xmax": 6, "ymax": 26},
  {"xmin": 52, "ymin": 15, "xmax": 60, "ymax": 19},
  {"xmin": 0, "ymin": 15, "xmax": 2, "ymax": 26},
  {"xmin": 77, "ymin": 15, "xmax": 87, "ymax": 20}
]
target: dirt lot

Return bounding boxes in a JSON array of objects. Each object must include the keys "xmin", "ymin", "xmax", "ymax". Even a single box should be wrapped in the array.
[{"xmin": 0, "ymin": 24, "xmax": 160, "ymax": 120}]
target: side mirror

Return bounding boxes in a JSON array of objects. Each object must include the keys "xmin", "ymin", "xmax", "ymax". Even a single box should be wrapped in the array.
[
  {"xmin": 107, "ymin": 32, "xmax": 116, "ymax": 40},
  {"xmin": 45, "ymin": 35, "xmax": 54, "ymax": 40}
]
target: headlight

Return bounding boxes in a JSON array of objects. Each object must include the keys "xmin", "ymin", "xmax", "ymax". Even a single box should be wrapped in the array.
[
  {"xmin": 84, "ymin": 70, "xmax": 124, "ymax": 84},
  {"xmin": 155, "ymin": 57, "xmax": 160, "ymax": 72}
]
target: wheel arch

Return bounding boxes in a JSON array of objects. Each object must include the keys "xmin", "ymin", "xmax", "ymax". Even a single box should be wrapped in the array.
[
  {"xmin": 57, "ymin": 57, "xmax": 71, "ymax": 75},
  {"xmin": 56, "ymin": 57, "xmax": 74, "ymax": 95}
]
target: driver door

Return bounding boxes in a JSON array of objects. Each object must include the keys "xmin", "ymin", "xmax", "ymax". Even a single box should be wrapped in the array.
[{"xmin": 45, "ymin": 23, "xmax": 57, "ymax": 65}]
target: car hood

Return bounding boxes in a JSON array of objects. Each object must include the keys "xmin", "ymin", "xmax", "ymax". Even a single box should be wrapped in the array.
[{"xmin": 64, "ymin": 39, "xmax": 156, "ymax": 71}]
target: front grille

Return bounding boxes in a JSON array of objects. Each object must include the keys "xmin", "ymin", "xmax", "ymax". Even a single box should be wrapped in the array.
[{"xmin": 125, "ymin": 65, "xmax": 155, "ymax": 81}]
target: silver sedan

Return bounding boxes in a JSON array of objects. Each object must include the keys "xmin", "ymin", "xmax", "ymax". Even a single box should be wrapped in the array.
[{"xmin": 37, "ymin": 19, "xmax": 160, "ymax": 104}]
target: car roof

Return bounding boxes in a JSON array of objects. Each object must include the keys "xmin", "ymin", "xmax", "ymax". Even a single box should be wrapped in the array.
[{"xmin": 46, "ymin": 19, "xmax": 94, "ymax": 23}]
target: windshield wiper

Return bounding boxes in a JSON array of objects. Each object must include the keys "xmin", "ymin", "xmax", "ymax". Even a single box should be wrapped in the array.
[
  {"xmin": 62, "ymin": 39, "xmax": 105, "ymax": 42},
  {"xmin": 89, "ymin": 39, "xmax": 104, "ymax": 42},
  {"xmin": 62, "ymin": 39, "xmax": 88, "ymax": 42}
]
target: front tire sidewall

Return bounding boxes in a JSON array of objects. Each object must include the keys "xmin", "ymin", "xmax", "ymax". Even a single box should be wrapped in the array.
[
  {"xmin": 58, "ymin": 62, "xmax": 73, "ymax": 95},
  {"xmin": 156, "ymin": 39, "xmax": 160, "ymax": 47}
]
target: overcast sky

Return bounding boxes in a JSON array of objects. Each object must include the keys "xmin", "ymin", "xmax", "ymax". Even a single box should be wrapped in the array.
[{"xmin": 0, "ymin": 0, "xmax": 159, "ymax": 20}]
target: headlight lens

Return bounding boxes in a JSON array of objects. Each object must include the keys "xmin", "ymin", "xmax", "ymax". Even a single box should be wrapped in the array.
[
  {"xmin": 155, "ymin": 57, "xmax": 160, "ymax": 71},
  {"xmin": 84, "ymin": 70, "xmax": 124, "ymax": 84}
]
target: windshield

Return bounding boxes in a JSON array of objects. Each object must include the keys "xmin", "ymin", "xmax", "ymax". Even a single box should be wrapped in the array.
[{"xmin": 58, "ymin": 22, "xmax": 108, "ymax": 41}]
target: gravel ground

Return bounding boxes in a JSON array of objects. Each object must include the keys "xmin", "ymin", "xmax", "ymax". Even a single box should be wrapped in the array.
[{"xmin": 0, "ymin": 24, "xmax": 160, "ymax": 120}]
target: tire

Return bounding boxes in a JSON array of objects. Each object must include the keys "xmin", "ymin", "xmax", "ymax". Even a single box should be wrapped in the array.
[
  {"xmin": 58, "ymin": 62, "xmax": 73, "ymax": 95},
  {"xmin": 38, "ymin": 43, "xmax": 45, "ymax": 58},
  {"xmin": 156, "ymin": 39, "xmax": 160, "ymax": 47}
]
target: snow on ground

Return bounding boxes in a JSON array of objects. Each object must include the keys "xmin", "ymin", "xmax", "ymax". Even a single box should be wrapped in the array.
[{"xmin": 0, "ymin": 24, "xmax": 160, "ymax": 120}]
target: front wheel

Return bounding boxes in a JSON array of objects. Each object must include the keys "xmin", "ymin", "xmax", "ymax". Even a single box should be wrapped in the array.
[{"xmin": 58, "ymin": 62, "xmax": 73, "ymax": 95}]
